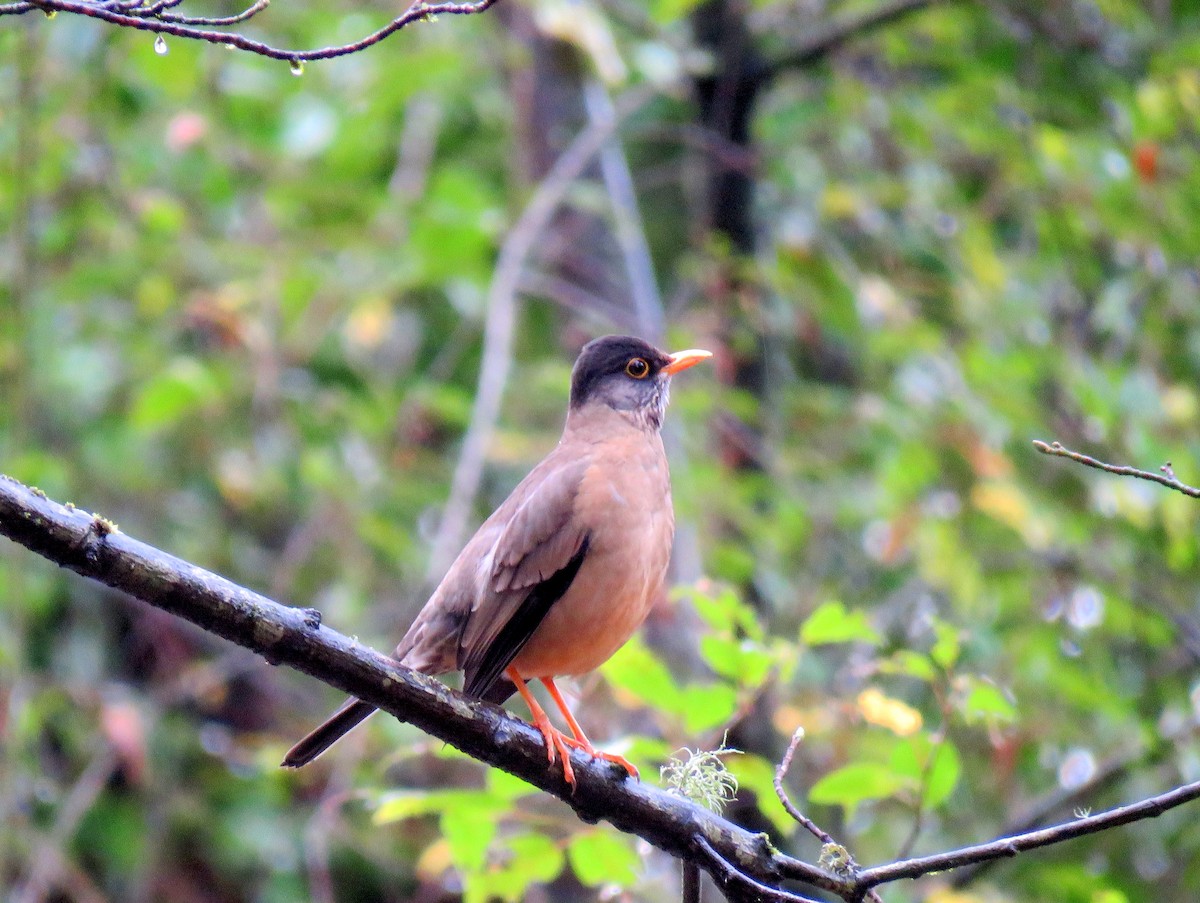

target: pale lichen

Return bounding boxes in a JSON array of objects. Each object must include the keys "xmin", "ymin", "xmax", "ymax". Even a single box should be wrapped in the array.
[{"xmin": 660, "ymin": 740, "xmax": 741, "ymax": 814}]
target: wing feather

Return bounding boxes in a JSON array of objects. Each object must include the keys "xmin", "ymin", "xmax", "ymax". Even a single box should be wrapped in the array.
[{"xmin": 457, "ymin": 452, "xmax": 592, "ymax": 697}]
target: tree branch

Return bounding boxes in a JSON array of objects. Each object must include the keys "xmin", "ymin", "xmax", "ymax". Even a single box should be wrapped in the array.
[
  {"xmin": 857, "ymin": 777, "xmax": 1200, "ymax": 889},
  {"xmin": 949, "ymin": 732, "xmax": 1178, "ymax": 888},
  {"xmin": 6, "ymin": 474, "xmax": 1200, "ymax": 901},
  {"xmin": 0, "ymin": 475, "xmax": 842, "ymax": 902},
  {"xmin": 1, "ymin": 0, "xmax": 504, "ymax": 64},
  {"xmin": 1032, "ymin": 439, "xmax": 1200, "ymax": 498},
  {"xmin": 767, "ymin": 0, "xmax": 964, "ymax": 76}
]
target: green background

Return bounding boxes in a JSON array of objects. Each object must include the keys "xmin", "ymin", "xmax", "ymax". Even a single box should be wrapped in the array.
[{"xmin": 4, "ymin": 0, "xmax": 1200, "ymax": 900}]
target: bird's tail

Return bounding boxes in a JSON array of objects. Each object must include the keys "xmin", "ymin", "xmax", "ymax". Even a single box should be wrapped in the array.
[{"xmin": 281, "ymin": 698, "xmax": 377, "ymax": 768}]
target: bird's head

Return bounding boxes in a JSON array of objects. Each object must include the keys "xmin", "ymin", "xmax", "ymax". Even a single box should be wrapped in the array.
[{"xmin": 569, "ymin": 335, "xmax": 711, "ymax": 430}]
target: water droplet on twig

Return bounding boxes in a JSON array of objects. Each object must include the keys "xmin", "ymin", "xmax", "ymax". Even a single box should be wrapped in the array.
[
  {"xmin": 154, "ymin": 35, "xmax": 168, "ymax": 55},
  {"xmin": 289, "ymin": 58, "xmax": 305, "ymax": 76}
]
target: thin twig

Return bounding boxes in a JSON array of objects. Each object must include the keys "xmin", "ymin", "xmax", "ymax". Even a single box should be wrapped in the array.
[
  {"xmin": 694, "ymin": 835, "xmax": 822, "ymax": 903},
  {"xmin": 157, "ymin": 0, "xmax": 268, "ymax": 27},
  {"xmin": 1032, "ymin": 440, "xmax": 1200, "ymax": 498},
  {"xmin": 774, "ymin": 728, "xmax": 834, "ymax": 845},
  {"xmin": 773, "ymin": 729, "xmax": 884, "ymax": 903},
  {"xmin": 857, "ymin": 776, "xmax": 1200, "ymax": 888},
  {"xmin": 582, "ymin": 78, "xmax": 666, "ymax": 341},
  {"xmin": 305, "ymin": 789, "xmax": 372, "ymax": 903},
  {"xmin": 767, "ymin": 0, "xmax": 961, "ymax": 76},
  {"xmin": 950, "ymin": 724, "xmax": 1191, "ymax": 889},
  {"xmin": 14, "ymin": 747, "xmax": 120, "ymax": 903},
  {"xmin": 3, "ymin": 0, "xmax": 504, "ymax": 62},
  {"xmin": 896, "ymin": 687, "xmax": 953, "ymax": 860},
  {"xmin": 517, "ymin": 271, "xmax": 638, "ymax": 330}
]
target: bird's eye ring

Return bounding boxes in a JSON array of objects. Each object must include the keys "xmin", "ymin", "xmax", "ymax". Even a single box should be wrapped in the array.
[{"xmin": 625, "ymin": 357, "xmax": 650, "ymax": 379}]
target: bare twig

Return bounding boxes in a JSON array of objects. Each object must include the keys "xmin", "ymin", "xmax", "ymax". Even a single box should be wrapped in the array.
[
  {"xmin": 157, "ymin": 0, "xmax": 267, "ymax": 27},
  {"xmin": 945, "ymin": 765, "xmax": 1123, "ymax": 888},
  {"xmin": 2, "ymin": 0, "xmax": 504, "ymax": 63},
  {"xmin": 774, "ymin": 728, "xmax": 833, "ymax": 845},
  {"xmin": 305, "ymin": 789, "xmax": 372, "ymax": 903},
  {"xmin": 582, "ymin": 78, "xmax": 666, "ymax": 341},
  {"xmin": 14, "ymin": 747, "xmax": 120, "ymax": 903},
  {"xmin": 896, "ymin": 688, "xmax": 953, "ymax": 860},
  {"xmin": 773, "ymin": 730, "xmax": 884, "ymax": 903},
  {"xmin": 950, "ymin": 720, "xmax": 1195, "ymax": 889},
  {"xmin": 856, "ymin": 776, "xmax": 1200, "ymax": 889},
  {"xmin": 517, "ymin": 270, "xmax": 639, "ymax": 330},
  {"xmin": 768, "ymin": 0, "xmax": 963, "ymax": 76},
  {"xmin": 387, "ymin": 93, "xmax": 443, "ymax": 207},
  {"xmin": 694, "ymin": 836, "xmax": 822, "ymax": 903},
  {"xmin": 1032, "ymin": 440, "xmax": 1200, "ymax": 498}
]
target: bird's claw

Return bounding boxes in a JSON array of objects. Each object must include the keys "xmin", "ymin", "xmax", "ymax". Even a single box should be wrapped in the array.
[
  {"xmin": 554, "ymin": 733, "xmax": 638, "ymax": 780},
  {"xmin": 533, "ymin": 720, "xmax": 578, "ymax": 788}
]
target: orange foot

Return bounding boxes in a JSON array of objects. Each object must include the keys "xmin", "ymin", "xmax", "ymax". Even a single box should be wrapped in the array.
[
  {"xmin": 508, "ymin": 668, "xmax": 639, "ymax": 789},
  {"xmin": 560, "ymin": 735, "xmax": 639, "ymax": 780},
  {"xmin": 531, "ymin": 717, "xmax": 579, "ymax": 788}
]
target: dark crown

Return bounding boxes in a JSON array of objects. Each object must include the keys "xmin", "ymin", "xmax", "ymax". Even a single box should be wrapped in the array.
[{"xmin": 569, "ymin": 335, "xmax": 670, "ymax": 409}]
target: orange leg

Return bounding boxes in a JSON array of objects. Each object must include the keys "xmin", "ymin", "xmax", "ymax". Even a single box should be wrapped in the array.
[
  {"xmin": 542, "ymin": 677, "xmax": 639, "ymax": 780},
  {"xmin": 506, "ymin": 667, "xmax": 577, "ymax": 788}
]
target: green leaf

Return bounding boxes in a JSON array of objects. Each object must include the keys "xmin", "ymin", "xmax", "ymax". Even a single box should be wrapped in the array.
[
  {"xmin": 680, "ymin": 684, "xmax": 738, "ymax": 733},
  {"xmin": 800, "ymin": 601, "xmax": 880, "ymax": 646},
  {"xmin": 647, "ymin": 0, "xmax": 706, "ymax": 25},
  {"xmin": 373, "ymin": 790, "xmax": 452, "ymax": 824},
  {"xmin": 923, "ymin": 742, "xmax": 961, "ymax": 808},
  {"xmin": 890, "ymin": 735, "xmax": 961, "ymax": 809},
  {"xmin": 877, "ymin": 650, "xmax": 937, "ymax": 682},
  {"xmin": 487, "ymin": 767, "xmax": 539, "ymax": 800},
  {"xmin": 129, "ymin": 358, "xmax": 219, "ymax": 432},
  {"xmin": 808, "ymin": 763, "xmax": 903, "ymax": 813},
  {"xmin": 960, "ymin": 678, "xmax": 1017, "ymax": 724},
  {"xmin": 567, "ymin": 830, "xmax": 641, "ymax": 886},
  {"xmin": 699, "ymin": 635, "xmax": 773, "ymax": 686},
  {"xmin": 690, "ymin": 585, "xmax": 764, "ymax": 641},
  {"xmin": 376, "ymin": 789, "xmax": 513, "ymax": 877},
  {"xmin": 373, "ymin": 789, "xmax": 505, "ymax": 827},
  {"xmin": 442, "ymin": 802, "xmax": 502, "ymax": 873},
  {"xmin": 602, "ymin": 637, "xmax": 680, "ymax": 711},
  {"xmin": 699, "ymin": 634, "xmax": 742, "ymax": 678},
  {"xmin": 466, "ymin": 832, "xmax": 564, "ymax": 903},
  {"xmin": 930, "ymin": 619, "xmax": 961, "ymax": 669}
]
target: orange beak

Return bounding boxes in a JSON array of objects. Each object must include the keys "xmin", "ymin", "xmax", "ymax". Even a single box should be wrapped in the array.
[{"xmin": 662, "ymin": 348, "xmax": 712, "ymax": 376}]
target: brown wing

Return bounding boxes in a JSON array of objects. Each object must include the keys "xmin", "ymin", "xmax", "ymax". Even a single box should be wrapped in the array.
[{"xmin": 457, "ymin": 452, "xmax": 592, "ymax": 697}]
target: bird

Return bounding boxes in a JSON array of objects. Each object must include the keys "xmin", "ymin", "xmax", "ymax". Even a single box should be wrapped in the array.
[{"xmin": 282, "ymin": 335, "xmax": 711, "ymax": 788}]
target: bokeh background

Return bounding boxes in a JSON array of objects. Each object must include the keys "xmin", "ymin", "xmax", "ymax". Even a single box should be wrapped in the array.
[{"xmin": 4, "ymin": 0, "xmax": 1200, "ymax": 900}]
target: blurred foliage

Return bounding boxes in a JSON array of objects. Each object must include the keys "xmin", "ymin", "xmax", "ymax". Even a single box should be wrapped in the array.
[{"xmin": 4, "ymin": 0, "xmax": 1200, "ymax": 901}]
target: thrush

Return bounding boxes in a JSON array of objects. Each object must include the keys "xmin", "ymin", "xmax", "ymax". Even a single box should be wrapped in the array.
[{"xmin": 282, "ymin": 335, "xmax": 711, "ymax": 787}]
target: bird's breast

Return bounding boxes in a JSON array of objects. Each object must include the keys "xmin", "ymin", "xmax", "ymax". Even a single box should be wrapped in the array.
[{"xmin": 510, "ymin": 432, "xmax": 673, "ymax": 678}]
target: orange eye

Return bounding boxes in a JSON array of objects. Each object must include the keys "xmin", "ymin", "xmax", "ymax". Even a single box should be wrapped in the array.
[{"xmin": 625, "ymin": 358, "xmax": 650, "ymax": 379}]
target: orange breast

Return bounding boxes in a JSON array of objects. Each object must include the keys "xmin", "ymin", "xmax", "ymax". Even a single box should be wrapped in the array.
[{"xmin": 510, "ymin": 428, "xmax": 673, "ymax": 679}]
